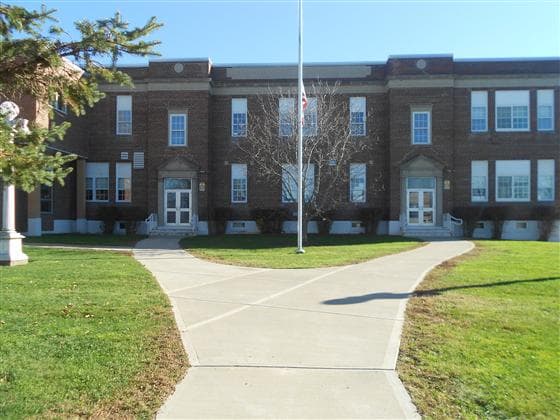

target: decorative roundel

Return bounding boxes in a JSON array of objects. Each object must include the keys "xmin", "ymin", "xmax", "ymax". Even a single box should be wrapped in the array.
[
  {"xmin": 173, "ymin": 63, "xmax": 184, "ymax": 73},
  {"xmin": 416, "ymin": 59, "xmax": 427, "ymax": 70}
]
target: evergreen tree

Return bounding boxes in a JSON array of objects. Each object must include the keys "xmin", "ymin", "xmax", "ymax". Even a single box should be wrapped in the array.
[{"xmin": 0, "ymin": 4, "xmax": 162, "ymax": 191}]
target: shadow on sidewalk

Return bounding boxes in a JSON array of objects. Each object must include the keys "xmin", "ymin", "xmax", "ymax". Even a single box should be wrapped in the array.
[{"xmin": 321, "ymin": 277, "xmax": 559, "ymax": 305}]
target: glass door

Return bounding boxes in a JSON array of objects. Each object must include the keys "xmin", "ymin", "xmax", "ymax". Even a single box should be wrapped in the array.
[
  {"xmin": 165, "ymin": 189, "xmax": 191, "ymax": 225},
  {"xmin": 407, "ymin": 189, "xmax": 435, "ymax": 226}
]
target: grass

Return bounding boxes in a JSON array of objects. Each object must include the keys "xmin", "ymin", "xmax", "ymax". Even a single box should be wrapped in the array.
[
  {"xmin": 398, "ymin": 240, "xmax": 560, "ymax": 419},
  {"xmin": 0, "ymin": 247, "xmax": 187, "ymax": 418},
  {"xmin": 24, "ymin": 233, "xmax": 146, "ymax": 247},
  {"xmin": 180, "ymin": 234, "xmax": 422, "ymax": 269}
]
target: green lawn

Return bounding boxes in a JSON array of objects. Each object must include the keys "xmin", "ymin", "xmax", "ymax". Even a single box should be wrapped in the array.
[
  {"xmin": 180, "ymin": 234, "xmax": 422, "ymax": 269},
  {"xmin": 24, "ymin": 233, "xmax": 146, "ymax": 247},
  {"xmin": 0, "ymin": 247, "xmax": 187, "ymax": 418},
  {"xmin": 398, "ymin": 240, "xmax": 560, "ymax": 419}
]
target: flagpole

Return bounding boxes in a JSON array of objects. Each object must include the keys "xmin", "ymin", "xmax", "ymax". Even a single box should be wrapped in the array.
[{"xmin": 296, "ymin": 0, "xmax": 305, "ymax": 254}]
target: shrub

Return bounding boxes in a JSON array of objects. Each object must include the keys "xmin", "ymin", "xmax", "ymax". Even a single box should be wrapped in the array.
[
  {"xmin": 453, "ymin": 206, "xmax": 484, "ymax": 238},
  {"xmin": 482, "ymin": 206, "xmax": 508, "ymax": 239},
  {"xmin": 118, "ymin": 206, "xmax": 148, "ymax": 235},
  {"xmin": 358, "ymin": 207, "xmax": 385, "ymax": 235},
  {"xmin": 532, "ymin": 206, "xmax": 559, "ymax": 241},
  {"xmin": 251, "ymin": 208, "xmax": 289, "ymax": 234},
  {"xmin": 96, "ymin": 206, "xmax": 119, "ymax": 234},
  {"xmin": 316, "ymin": 210, "xmax": 335, "ymax": 235},
  {"xmin": 211, "ymin": 207, "xmax": 233, "ymax": 235}
]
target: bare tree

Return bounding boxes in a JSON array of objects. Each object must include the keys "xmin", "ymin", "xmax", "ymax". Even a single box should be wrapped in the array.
[{"xmin": 236, "ymin": 81, "xmax": 381, "ymax": 243}]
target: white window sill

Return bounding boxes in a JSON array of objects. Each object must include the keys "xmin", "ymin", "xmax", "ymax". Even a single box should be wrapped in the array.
[
  {"xmin": 495, "ymin": 128, "xmax": 530, "ymax": 133},
  {"xmin": 168, "ymin": 144, "xmax": 187, "ymax": 147},
  {"xmin": 495, "ymin": 198, "xmax": 530, "ymax": 202}
]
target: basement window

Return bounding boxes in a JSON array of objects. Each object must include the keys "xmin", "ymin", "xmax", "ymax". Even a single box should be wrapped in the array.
[{"xmin": 515, "ymin": 221, "xmax": 528, "ymax": 230}]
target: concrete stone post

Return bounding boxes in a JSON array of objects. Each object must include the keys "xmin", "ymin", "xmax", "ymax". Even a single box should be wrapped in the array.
[{"xmin": 0, "ymin": 185, "xmax": 28, "ymax": 266}]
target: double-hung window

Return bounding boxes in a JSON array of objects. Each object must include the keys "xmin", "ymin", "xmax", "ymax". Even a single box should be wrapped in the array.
[
  {"xmin": 303, "ymin": 97, "xmax": 317, "ymax": 136},
  {"xmin": 232, "ymin": 98, "xmax": 247, "ymax": 137},
  {"xmin": 495, "ymin": 90, "xmax": 530, "ymax": 131},
  {"xmin": 537, "ymin": 90, "xmax": 554, "ymax": 131},
  {"xmin": 116, "ymin": 95, "xmax": 132, "ymax": 135},
  {"xmin": 279, "ymin": 98, "xmax": 295, "ymax": 137},
  {"xmin": 471, "ymin": 91, "xmax": 488, "ymax": 132},
  {"xmin": 537, "ymin": 159, "xmax": 555, "ymax": 201},
  {"xmin": 116, "ymin": 162, "xmax": 132, "ymax": 202},
  {"xmin": 350, "ymin": 97, "xmax": 366, "ymax": 136},
  {"xmin": 349, "ymin": 163, "xmax": 366, "ymax": 202},
  {"xmin": 231, "ymin": 163, "xmax": 248, "ymax": 203},
  {"xmin": 169, "ymin": 113, "xmax": 187, "ymax": 146},
  {"xmin": 412, "ymin": 110, "xmax": 431, "ymax": 144},
  {"xmin": 40, "ymin": 184, "xmax": 53, "ymax": 213},
  {"xmin": 471, "ymin": 161, "xmax": 488, "ymax": 202},
  {"xmin": 282, "ymin": 164, "xmax": 314, "ymax": 203},
  {"xmin": 495, "ymin": 160, "xmax": 530, "ymax": 202},
  {"xmin": 86, "ymin": 162, "xmax": 109, "ymax": 202}
]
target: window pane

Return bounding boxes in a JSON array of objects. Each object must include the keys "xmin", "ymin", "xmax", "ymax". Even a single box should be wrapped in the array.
[
  {"xmin": 471, "ymin": 106, "xmax": 487, "ymax": 131},
  {"xmin": 513, "ymin": 175, "xmax": 529, "ymax": 199},
  {"xmin": 512, "ymin": 106, "xmax": 528, "ymax": 129},
  {"xmin": 497, "ymin": 107, "xmax": 512, "ymax": 129},
  {"xmin": 164, "ymin": 178, "xmax": 191, "ymax": 189},
  {"xmin": 497, "ymin": 176, "xmax": 512, "ymax": 199},
  {"xmin": 472, "ymin": 176, "xmax": 487, "ymax": 201},
  {"xmin": 538, "ymin": 175, "xmax": 554, "ymax": 201},
  {"xmin": 538, "ymin": 105, "xmax": 553, "ymax": 130},
  {"xmin": 407, "ymin": 177, "xmax": 435, "ymax": 189}
]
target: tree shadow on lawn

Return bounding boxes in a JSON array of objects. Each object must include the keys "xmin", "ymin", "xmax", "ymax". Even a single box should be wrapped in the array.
[
  {"xmin": 321, "ymin": 276, "xmax": 560, "ymax": 305},
  {"xmin": 182, "ymin": 234, "xmax": 420, "ymax": 251}
]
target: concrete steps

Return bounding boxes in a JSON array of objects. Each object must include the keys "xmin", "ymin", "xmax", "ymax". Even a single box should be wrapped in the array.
[
  {"xmin": 403, "ymin": 226, "xmax": 452, "ymax": 238},
  {"xmin": 149, "ymin": 226, "xmax": 197, "ymax": 237}
]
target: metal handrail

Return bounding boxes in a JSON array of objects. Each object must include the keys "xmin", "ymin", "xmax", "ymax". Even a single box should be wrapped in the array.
[{"xmin": 448, "ymin": 214, "xmax": 463, "ymax": 225}]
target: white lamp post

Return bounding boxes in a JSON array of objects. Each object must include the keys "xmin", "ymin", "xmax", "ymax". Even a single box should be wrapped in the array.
[{"xmin": 0, "ymin": 101, "xmax": 30, "ymax": 266}]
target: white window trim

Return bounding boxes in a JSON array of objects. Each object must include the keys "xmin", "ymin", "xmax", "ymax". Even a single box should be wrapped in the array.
[
  {"xmin": 52, "ymin": 93, "xmax": 67, "ymax": 115},
  {"xmin": 168, "ymin": 113, "xmax": 187, "ymax": 146},
  {"xmin": 470, "ymin": 91, "xmax": 488, "ymax": 133},
  {"xmin": 282, "ymin": 164, "xmax": 314, "ymax": 203},
  {"xmin": 303, "ymin": 97, "xmax": 318, "ymax": 137},
  {"xmin": 495, "ymin": 160, "xmax": 531, "ymax": 203},
  {"xmin": 349, "ymin": 163, "xmax": 366, "ymax": 203},
  {"xmin": 231, "ymin": 98, "xmax": 248, "ymax": 138},
  {"xmin": 231, "ymin": 163, "xmax": 248, "ymax": 204},
  {"xmin": 279, "ymin": 98, "xmax": 295, "ymax": 137},
  {"xmin": 537, "ymin": 90, "xmax": 555, "ymax": 132},
  {"xmin": 116, "ymin": 162, "xmax": 132, "ymax": 203},
  {"xmin": 471, "ymin": 161, "xmax": 488, "ymax": 202},
  {"xmin": 537, "ymin": 159, "xmax": 555, "ymax": 202},
  {"xmin": 411, "ymin": 110, "xmax": 431, "ymax": 144},
  {"xmin": 350, "ymin": 97, "xmax": 367, "ymax": 137},
  {"xmin": 116, "ymin": 95, "xmax": 132, "ymax": 135},
  {"xmin": 495, "ymin": 91, "xmax": 530, "ymax": 132},
  {"xmin": 86, "ymin": 163, "xmax": 109, "ymax": 203}
]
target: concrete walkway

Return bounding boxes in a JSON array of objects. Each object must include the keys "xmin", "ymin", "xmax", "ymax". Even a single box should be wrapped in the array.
[{"xmin": 134, "ymin": 237, "xmax": 474, "ymax": 419}]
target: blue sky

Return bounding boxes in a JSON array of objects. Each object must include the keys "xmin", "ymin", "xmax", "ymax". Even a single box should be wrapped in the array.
[{"xmin": 10, "ymin": 0, "xmax": 560, "ymax": 65}]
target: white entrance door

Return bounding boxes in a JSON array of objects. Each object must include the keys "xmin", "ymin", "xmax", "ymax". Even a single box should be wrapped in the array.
[
  {"xmin": 165, "ymin": 189, "xmax": 191, "ymax": 225},
  {"xmin": 407, "ymin": 189, "xmax": 435, "ymax": 225}
]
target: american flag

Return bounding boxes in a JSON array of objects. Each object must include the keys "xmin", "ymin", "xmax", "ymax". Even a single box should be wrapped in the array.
[{"xmin": 302, "ymin": 83, "xmax": 308, "ymax": 111}]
